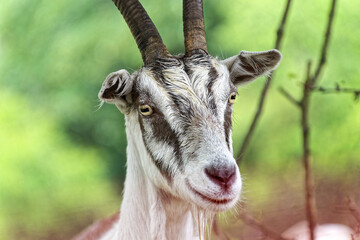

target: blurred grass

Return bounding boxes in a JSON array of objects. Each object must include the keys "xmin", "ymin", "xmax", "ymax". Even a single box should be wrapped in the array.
[{"xmin": 0, "ymin": 0, "xmax": 359, "ymax": 239}]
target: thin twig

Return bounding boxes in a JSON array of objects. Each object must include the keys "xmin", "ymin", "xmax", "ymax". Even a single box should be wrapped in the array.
[
  {"xmin": 279, "ymin": 87, "xmax": 301, "ymax": 107},
  {"xmin": 238, "ymin": 212, "xmax": 291, "ymax": 240},
  {"xmin": 275, "ymin": 0, "xmax": 292, "ymax": 50},
  {"xmin": 351, "ymin": 234, "xmax": 358, "ymax": 240},
  {"xmin": 236, "ymin": 0, "xmax": 293, "ymax": 164},
  {"xmin": 313, "ymin": 86, "xmax": 360, "ymax": 94},
  {"xmin": 347, "ymin": 197, "xmax": 360, "ymax": 225},
  {"xmin": 312, "ymin": 86, "xmax": 360, "ymax": 100},
  {"xmin": 212, "ymin": 215, "xmax": 231, "ymax": 240},
  {"xmin": 312, "ymin": 0, "xmax": 337, "ymax": 85}
]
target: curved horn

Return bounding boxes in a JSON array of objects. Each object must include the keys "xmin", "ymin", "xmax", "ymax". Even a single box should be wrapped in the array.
[
  {"xmin": 183, "ymin": 0, "xmax": 208, "ymax": 56},
  {"xmin": 112, "ymin": 0, "xmax": 170, "ymax": 65}
]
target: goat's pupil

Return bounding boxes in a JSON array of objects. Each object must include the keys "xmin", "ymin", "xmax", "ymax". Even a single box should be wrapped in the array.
[{"xmin": 141, "ymin": 108, "xmax": 149, "ymax": 112}]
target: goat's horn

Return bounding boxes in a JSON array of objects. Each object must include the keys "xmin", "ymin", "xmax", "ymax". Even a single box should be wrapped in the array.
[
  {"xmin": 183, "ymin": 0, "xmax": 208, "ymax": 56},
  {"xmin": 112, "ymin": 0, "xmax": 170, "ymax": 65}
]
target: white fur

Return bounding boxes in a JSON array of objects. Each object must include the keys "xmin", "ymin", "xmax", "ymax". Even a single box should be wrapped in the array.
[
  {"xmin": 99, "ymin": 113, "xmax": 202, "ymax": 240},
  {"xmin": 95, "ymin": 51, "xmax": 282, "ymax": 239},
  {"xmin": 97, "ymin": 65, "xmax": 241, "ymax": 239}
]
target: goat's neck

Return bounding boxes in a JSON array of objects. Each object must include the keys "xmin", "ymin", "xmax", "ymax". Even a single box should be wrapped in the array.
[{"xmin": 112, "ymin": 113, "xmax": 199, "ymax": 240}]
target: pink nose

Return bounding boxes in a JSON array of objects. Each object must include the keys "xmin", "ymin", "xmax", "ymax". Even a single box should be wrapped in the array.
[{"xmin": 205, "ymin": 164, "xmax": 236, "ymax": 189}]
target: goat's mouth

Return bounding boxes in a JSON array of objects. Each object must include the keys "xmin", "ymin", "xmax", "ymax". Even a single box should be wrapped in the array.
[{"xmin": 186, "ymin": 180, "xmax": 234, "ymax": 206}]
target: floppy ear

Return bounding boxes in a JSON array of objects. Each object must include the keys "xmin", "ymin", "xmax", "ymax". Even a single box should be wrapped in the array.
[
  {"xmin": 222, "ymin": 49, "xmax": 282, "ymax": 86},
  {"xmin": 98, "ymin": 70, "xmax": 134, "ymax": 113}
]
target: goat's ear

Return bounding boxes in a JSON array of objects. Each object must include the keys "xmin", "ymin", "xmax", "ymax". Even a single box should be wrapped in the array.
[
  {"xmin": 222, "ymin": 49, "xmax": 282, "ymax": 86},
  {"xmin": 98, "ymin": 70, "xmax": 134, "ymax": 113}
]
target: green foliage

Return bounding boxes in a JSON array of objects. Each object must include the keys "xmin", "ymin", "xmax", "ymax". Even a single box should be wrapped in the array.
[
  {"xmin": 0, "ymin": 90, "xmax": 119, "ymax": 239},
  {"xmin": 0, "ymin": 0, "xmax": 359, "ymax": 239},
  {"xmin": 229, "ymin": 0, "xmax": 360, "ymax": 172}
]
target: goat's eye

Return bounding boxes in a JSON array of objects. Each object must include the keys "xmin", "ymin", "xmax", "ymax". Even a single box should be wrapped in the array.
[
  {"xmin": 139, "ymin": 105, "xmax": 153, "ymax": 116},
  {"xmin": 228, "ymin": 93, "xmax": 237, "ymax": 104}
]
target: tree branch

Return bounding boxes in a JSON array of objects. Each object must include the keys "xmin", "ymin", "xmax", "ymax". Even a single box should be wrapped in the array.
[
  {"xmin": 301, "ymin": 0, "xmax": 338, "ymax": 233},
  {"xmin": 312, "ymin": 85, "xmax": 360, "ymax": 100},
  {"xmin": 275, "ymin": 0, "xmax": 293, "ymax": 50},
  {"xmin": 302, "ymin": 61, "xmax": 317, "ymax": 240},
  {"xmin": 279, "ymin": 87, "xmax": 301, "ymax": 107},
  {"xmin": 212, "ymin": 215, "xmax": 231, "ymax": 240},
  {"xmin": 347, "ymin": 197, "xmax": 360, "ymax": 225},
  {"xmin": 312, "ymin": 0, "xmax": 337, "ymax": 85},
  {"xmin": 278, "ymin": 1, "xmax": 338, "ymax": 239},
  {"xmin": 236, "ymin": 0, "xmax": 293, "ymax": 163},
  {"xmin": 238, "ymin": 212, "xmax": 291, "ymax": 240}
]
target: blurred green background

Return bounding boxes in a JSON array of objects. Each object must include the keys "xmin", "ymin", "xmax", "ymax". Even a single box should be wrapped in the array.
[{"xmin": 1, "ymin": 0, "xmax": 359, "ymax": 239}]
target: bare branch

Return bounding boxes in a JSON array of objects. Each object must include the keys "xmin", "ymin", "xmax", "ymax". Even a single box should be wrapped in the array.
[
  {"xmin": 312, "ymin": 85, "xmax": 360, "ymax": 100},
  {"xmin": 312, "ymin": 0, "xmax": 337, "ymax": 84},
  {"xmin": 236, "ymin": 0, "xmax": 293, "ymax": 164},
  {"xmin": 278, "ymin": 1, "xmax": 338, "ymax": 238},
  {"xmin": 275, "ymin": 0, "xmax": 293, "ymax": 49},
  {"xmin": 212, "ymin": 215, "xmax": 231, "ymax": 240},
  {"xmin": 313, "ymin": 86, "xmax": 360, "ymax": 93},
  {"xmin": 301, "ymin": 61, "xmax": 318, "ymax": 240},
  {"xmin": 347, "ymin": 197, "xmax": 360, "ymax": 225},
  {"xmin": 238, "ymin": 212, "xmax": 291, "ymax": 240},
  {"xmin": 279, "ymin": 87, "xmax": 301, "ymax": 107},
  {"xmin": 300, "ymin": 0, "xmax": 339, "ymax": 234}
]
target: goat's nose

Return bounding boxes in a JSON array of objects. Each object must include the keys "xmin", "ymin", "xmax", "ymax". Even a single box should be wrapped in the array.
[{"xmin": 205, "ymin": 164, "xmax": 237, "ymax": 188}]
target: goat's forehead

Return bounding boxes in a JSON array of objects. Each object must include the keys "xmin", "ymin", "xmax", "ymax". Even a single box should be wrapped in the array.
[{"xmin": 133, "ymin": 56, "xmax": 233, "ymax": 102}]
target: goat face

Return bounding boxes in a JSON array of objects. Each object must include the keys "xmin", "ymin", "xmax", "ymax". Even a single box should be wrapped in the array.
[{"xmin": 99, "ymin": 50, "xmax": 282, "ymax": 212}]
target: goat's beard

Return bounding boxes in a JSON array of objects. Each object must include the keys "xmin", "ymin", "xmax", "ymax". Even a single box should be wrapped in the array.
[{"xmin": 190, "ymin": 205, "xmax": 215, "ymax": 240}]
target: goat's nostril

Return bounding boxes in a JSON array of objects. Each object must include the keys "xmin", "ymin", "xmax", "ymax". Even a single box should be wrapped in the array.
[{"xmin": 205, "ymin": 164, "xmax": 236, "ymax": 188}]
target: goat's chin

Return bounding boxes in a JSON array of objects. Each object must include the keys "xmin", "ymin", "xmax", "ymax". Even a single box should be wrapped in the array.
[{"xmin": 185, "ymin": 179, "xmax": 241, "ymax": 212}]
